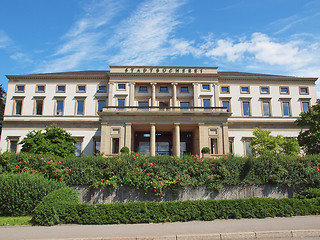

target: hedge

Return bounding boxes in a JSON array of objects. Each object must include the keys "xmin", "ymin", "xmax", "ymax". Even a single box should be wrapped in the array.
[
  {"xmin": 0, "ymin": 173, "xmax": 66, "ymax": 216},
  {"xmin": 32, "ymin": 197, "xmax": 320, "ymax": 226},
  {"xmin": 1, "ymin": 152, "xmax": 320, "ymax": 195}
]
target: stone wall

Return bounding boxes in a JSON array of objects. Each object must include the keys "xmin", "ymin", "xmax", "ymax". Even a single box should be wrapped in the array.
[{"xmin": 72, "ymin": 185, "xmax": 301, "ymax": 204}]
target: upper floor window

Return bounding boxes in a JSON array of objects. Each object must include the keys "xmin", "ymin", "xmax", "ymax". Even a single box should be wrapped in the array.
[
  {"xmin": 280, "ymin": 86, "xmax": 289, "ymax": 94},
  {"xmin": 14, "ymin": 99, "xmax": 23, "ymax": 115},
  {"xmin": 139, "ymin": 86, "xmax": 148, "ymax": 92},
  {"xmin": 222, "ymin": 100, "xmax": 230, "ymax": 112},
  {"xmin": 160, "ymin": 86, "xmax": 168, "ymax": 92},
  {"xmin": 118, "ymin": 84, "xmax": 126, "ymax": 90},
  {"xmin": 260, "ymin": 87, "xmax": 269, "ymax": 94},
  {"xmin": 203, "ymin": 99, "xmax": 211, "ymax": 108},
  {"xmin": 241, "ymin": 86, "xmax": 249, "ymax": 94},
  {"xmin": 282, "ymin": 101, "xmax": 291, "ymax": 117},
  {"xmin": 138, "ymin": 101, "xmax": 148, "ymax": 109},
  {"xmin": 221, "ymin": 86, "xmax": 230, "ymax": 93},
  {"xmin": 56, "ymin": 99, "xmax": 64, "ymax": 115},
  {"xmin": 76, "ymin": 99, "xmax": 85, "ymax": 115},
  {"xmin": 262, "ymin": 101, "xmax": 271, "ymax": 117},
  {"xmin": 202, "ymin": 84, "xmax": 210, "ymax": 91},
  {"xmin": 97, "ymin": 100, "xmax": 105, "ymax": 112},
  {"xmin": 56, "ymin": 85, "xmax": 66, "ymax": 93},
  {"xmin": 181, "ymin": 87, "xmax": 189, "ymax": 93},
  {"xmin": 97, "ymin": 85, "xmax": 106, "ymax": 93},
  {"xmin": 300, "ymin": 87, "xmax": 309, "ymax": 95},
  {"xmin": 117, "ymin": 99, "xmax": 125, "ymax": 108},
  {"xmin": 242, "ymin": 101, "xmax": 251, "ymax": 117},
  {"xmin": 77, "ymin": 85, "xmax": 86, "ymax": 93},
  {"xmin": 35, "ymin": 99, "xmax": 44, "ymax": 115},
  {"xmin": 15, "ymin": 85, "xmax": 25, "ymax": 93},
  {"xmin": 36, "ymin": 85, "xmax": 45, "ymax": 93},
  {"xmin": 302, "ymin": 101, "xmax": 310, "ymax": 112},
  {"xmin": 180, "ymin": 102, "xmax": 190, "ymax": 109}
]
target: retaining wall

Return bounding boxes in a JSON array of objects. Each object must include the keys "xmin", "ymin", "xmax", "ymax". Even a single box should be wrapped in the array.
[{"xmin": 73, "ymin": 185, "xmax": 301, "ymax": 204}]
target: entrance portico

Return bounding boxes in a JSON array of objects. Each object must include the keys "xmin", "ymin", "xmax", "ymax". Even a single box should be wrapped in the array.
[{"xmin": 99, "ymin": 106, "xmax": 231, "ymax": 157}]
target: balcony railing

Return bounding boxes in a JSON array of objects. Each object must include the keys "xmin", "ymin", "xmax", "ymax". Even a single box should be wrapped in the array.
[{"xmin": 101, "ymin": 106, "xmax": 228, "ymax": 113}]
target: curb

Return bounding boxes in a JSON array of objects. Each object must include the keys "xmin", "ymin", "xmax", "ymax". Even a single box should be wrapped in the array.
[{"xmin": 27, "ymin": 229, "xmax": 320, "ymax": 240}]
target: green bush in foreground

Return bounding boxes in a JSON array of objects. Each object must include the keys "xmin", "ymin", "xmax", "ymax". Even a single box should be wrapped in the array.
[
  {"xmin": 32, "ymin": 187, "xmax": 80, "ymax": 226},
  {"xmin": 295, "ymin": 188, "xmax": 320, "ymax": 199},
  {"xmin": 0, "ymin": 173, "xmax": 66, "ymax": 216},
  {"xmin": 32, "ymin": 197, "xmax": 320, "ymax": 226}
]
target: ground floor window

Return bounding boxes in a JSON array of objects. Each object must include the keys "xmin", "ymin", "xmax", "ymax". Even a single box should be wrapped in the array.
[
  {"xmin": 7, "ymin": 136, "xmax": 20, "ymax": 153},
  {"xmin": 229, "ymin": 137, "xmax": 234, "ymax": 154},
  {"xmin": 210, "ymin": 138, "xmax": 218, "ymax": 154},
  {"xmin": 94, "ymin": 138, "xmax": 101, "ymax": 154},
  {"xmin": 112, "ymin": 138, "xmax": 120, "ymax": 154},
  {"xmin": 75, "ymin": 137, "xmax": 84, "ymax": 157},
  {"xmin": 243, "ymin": 138, "xmax": 253, "ymax": 156}
]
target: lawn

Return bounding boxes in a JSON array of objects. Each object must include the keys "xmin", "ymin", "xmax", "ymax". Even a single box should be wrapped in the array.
[{"xmin": 0, "ymin": 216, "xmax": 32, "ymax": 226}]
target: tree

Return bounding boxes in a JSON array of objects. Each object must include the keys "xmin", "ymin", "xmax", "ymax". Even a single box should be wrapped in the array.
[
  {"xmin": 0, "ymin": 84, "xmax": 6, "ymax": 120},
  {"xmin": 19, "ymin": 125, "xmax": 76, "ymax": 157},
  {"xmin": 296, "ymin": 103, "xmax": 320, "ymax": 154},
  {"xmin": 250, "ymin": 128, "xmax": 300, "ymax": 156}
]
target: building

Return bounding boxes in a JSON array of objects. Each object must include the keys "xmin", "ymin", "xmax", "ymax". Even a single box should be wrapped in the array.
[{"xmin": 0, "ymin": 66, "xmax": 317, "ymax": 157}]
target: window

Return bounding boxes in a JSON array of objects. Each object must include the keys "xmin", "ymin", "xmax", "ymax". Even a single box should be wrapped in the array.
[
  {"xmin": 98, "ymin": 85, "xmax": 106, "ymax": 93},
  {"xmin": 7, "ymin": 137, "xmax": 20, "ymax": 153},
  {"xmin": 221, "ymin": 86, "xmax": 229, "ymax": 93},
  {"xmin": 118, "ymin": 84, "xmax": 126, "ymax": 90},
  {"xmin": 56, "ymin": 100, "xmax": 64, "ymax": 115},
  {"xmin": 211, "ymin": 138, "xmax": 218, "ymax": 154},
  {"xmin": 15, "ymin": 85, "xmax": 25, "ymax": 93},
  {"xmin": 97, "ymin": 100, "xmax": 105, "ymax": 112},
  {"xmin": 76, "ymin": 99, "xmax": 85, "ymax": 115},
  {"xmin": 203, "ymin": 99, "xmax": 211, "ymax": 108},
  {"xmin": 117, "ymin": 99, "xmax": 125, "ymax": 109},
  {"xmin": 74, "ymin": 138, "xmax": 83, "ymax": 157},
  {"xmin": 180, "ymin": 102, "xmax": 190, "ymax": 109},
  {"xmin": 139, "ymin": 86, "xmax": 148, "ymax": 92},
  {"xmin": 160, "ymin": 86, "xmax": 168, "ymax": 92},
  {"xmin": 241, "ymin": 86, "xmax": 249, "ymax": 94},
  {"xmin": 36, "ymin": 85, "xmax": 45, "ymax": 93},
  {"xmin": 300, "ymin": 87, "xmax": 309, "ymax": 95},
  {"xmin": 94, "ymin": 138, "xmax": 101, "ymax": 154},
  {"xmin": 244, "ymin": 140, "xmax": 252, "ymax": 156},
  {"xmin": 222, "ymin": 100, "xmax": 230, "ymax": 112},
  {"xmin": 138, "ymin": 101, "xmax": 148, "ymax": 109},
  {"xmin": 262, "ymin": 101, "xmax": 271, "ymax": 117},
  {"xmin": 35, "ymin": 99, "xmax": 43, "ymax": 115},
  {"xmin": 202, "ymin": 84, "xmax": 210, "ymax": 91},
  {"xmin": 112, "ymin": 138, "xmax": 120, "ymax": 154},
  {"xmin": 282, "ymin": 101, "xmax": 291, "ymax": 117},
  {"xmin": 57, "ymin": 85, "xmax": 66, "ymax": 93},
  {"xmin": 229, "ymin": 138, "xmax": 234, "ymax": 154},
  {"xmin": 77, "ymin": 85, "xmax": 86, "ymax": 93},
  {"xmin": 181, "ymin": 87, "xmax": 189, "ymax": 93},
  {"xmin": 302, "ymin": 101, "xmax": 309, "ymax": 112},
  {"xmin": 242, "ymin": 101, "xmax": 251, "ymax": 116},
  {"xmin": 260, "ymin": 87, "xmax": 269, "ymax": 94},
  {"xmin": 280, "ymin": 87, "xmax": 289, "ymax": 94},
  {"xmin": 15, "ymin": 99, "xmax": 23, "ymax": 115}
]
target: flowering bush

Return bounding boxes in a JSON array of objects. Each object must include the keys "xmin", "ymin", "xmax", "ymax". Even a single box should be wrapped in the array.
[{"xmin": 1, "ymin": 152, "xmax": 320, "ymax": 196}]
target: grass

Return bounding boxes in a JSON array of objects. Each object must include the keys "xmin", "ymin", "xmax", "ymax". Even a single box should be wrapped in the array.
[{"xmin": 0, "ymin": 216, "xmax": 32, "ymax": 226}]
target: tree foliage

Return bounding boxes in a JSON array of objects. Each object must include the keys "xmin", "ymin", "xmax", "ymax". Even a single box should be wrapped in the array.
[
  {"xmin": 250, "ymin": 128, "xmax": 300, "ymax": 156},
  {"xmin": 296, "ymin": 103, "xmax": 320, "ymax": 154},
  {"xmin": 19, "ymin": 125, "xmax": 76, "ymax": 157},
  {"xmin": 0, "ymin": 84, "xmax": 6, "ymax": 119}
]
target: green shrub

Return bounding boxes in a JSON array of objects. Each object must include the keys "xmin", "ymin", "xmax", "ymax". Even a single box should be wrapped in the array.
[
  {"xmin": 201, "ymin": 147, "xmax": 210, "ymax": 154},
  {"xmin": 32, "ymin": 187, "xmax": 80, "ymax": 226},
  {"xmin": 0, "ymin": 173, "xmax": 65, "ymax": 216},
  {"xmin": 295, "ymin": 188, "xmax": 320, "ymax": 199},
  {"xmin": 32, "ymin": 197, "xmax": 320, "ymax": 226},
  {"xmin": 120, "ymin": 146, "xmax": 130, "ymax": 154}
]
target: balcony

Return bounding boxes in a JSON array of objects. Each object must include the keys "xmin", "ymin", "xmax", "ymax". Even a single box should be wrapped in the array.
[{"xmin": 101, "ymin": 106, "xmax": 228, "ymax": 113}]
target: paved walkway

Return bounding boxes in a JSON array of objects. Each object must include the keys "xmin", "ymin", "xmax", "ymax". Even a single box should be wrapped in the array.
[{"xmin": 0, "ymin": 215, "xmax": 319, "ymax": 240}]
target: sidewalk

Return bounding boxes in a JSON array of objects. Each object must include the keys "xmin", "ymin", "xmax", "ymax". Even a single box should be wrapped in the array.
[{"xmin": 0, "ymin": 215, "xmax": 319, "ymax": 240}]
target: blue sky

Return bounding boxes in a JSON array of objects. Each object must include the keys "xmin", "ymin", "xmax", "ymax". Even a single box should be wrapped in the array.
[{"xmin": 0, "ymin": 0, "xmax": 319, "ymax": 94}]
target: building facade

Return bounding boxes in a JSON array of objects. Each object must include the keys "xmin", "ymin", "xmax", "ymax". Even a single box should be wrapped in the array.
[{"xmin": 0, "ymin": 66, "xmax": 317, "ymax": 157}]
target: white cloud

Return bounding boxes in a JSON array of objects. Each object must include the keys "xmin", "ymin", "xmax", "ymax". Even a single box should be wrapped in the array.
[
  {"xmin": 108, "ymin": 0, "xmax": 189, "ymax": 65},
  {"xmin": 10, "ymin": 52, "xmax": 33, "ymax": 63},
  {"xmin": 0, "ymin": 30, "xmax": 12, "ymax": 49}
]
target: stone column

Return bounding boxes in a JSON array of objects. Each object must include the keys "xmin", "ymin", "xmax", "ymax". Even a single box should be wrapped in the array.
[
  {"xmin": 213, "ymin": 83, "xmax": 219, "ymax": 107},
  {"xmin": 222, "ymin": 123, "xmax": 229, "ymax": 154},
  {"xmin": 218, "ymin": 126, "xmax": 223, "ymax": 155},
  {"xmin": 150, "ymin": 123, "xmax": 156, "ymax": 156},
  {"xmin": 172, "ymin": 83, "xmax": 178, "ymax": 107},
  {"xmin": 108, "ymin": 82, "xmax": 114, "ymax": 106},
  {"xmin": 193, "ymin": 83, "xmax": 199, "ymax": 107},
  {"xmin": 100, "ymin": 123, "xmax": 110, "ymax": 156},
  {"xmin": 151, "ymin": 83, "xmax": 157, "ymax": 107},
  {"xmin": 129, "ymin": 83, "xmax": 135, "ymax": 106},
  {"xmin": 198, "ymin": 123, "xmax": 206, "ymax": 155},
  {"xmin": 125, "ymin": 123, "xmax": 132, "ymax": 151},
  {"xmin": 174, "ymin": 123, "xmax": 180, "ymax": 157}
]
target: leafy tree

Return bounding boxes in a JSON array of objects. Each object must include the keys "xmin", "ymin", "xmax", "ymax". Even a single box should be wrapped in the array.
[
  {"xmin": 0, "ymin": 84, "xmax": 6, "ymax": 120},
  {"xmin": 250, "ymin": 128, "xmax": 300, "ymax": 156},
  {"xmin": 296, "ymin": 103, "xmax": 320, "ymax": 154},
  {"xmin": 19, "ymin": 125, "xmax": 76, "ymax": 157}
]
